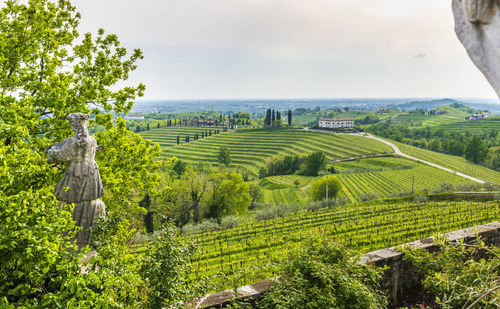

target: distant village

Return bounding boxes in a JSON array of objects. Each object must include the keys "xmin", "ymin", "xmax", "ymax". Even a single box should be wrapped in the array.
[{"xmin": 466, "ymin": 111, "xmax": 495, "ymax": 121}]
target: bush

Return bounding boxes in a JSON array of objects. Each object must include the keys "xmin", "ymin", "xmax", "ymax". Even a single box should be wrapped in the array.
[
  {"xmin": 221, "ymin": 216, "xmax": 240, "ymax": 229},
  {"xmin": 359, "ymin": 192, "xmax": 380, "ymax": 202},
  {"xmin": 254, "ymin": 207, "xmax": 279, "ymax": 221},
  {"xmin": 140, "ymin": 223, "xmax": 208, "ymax": 308},
  {"xmin": 310, "ymin": 175, "xmax": 343, "ymax": 201},
  {"xmin": 413, "ymin": 195, "xmax": 428, "ymax": 203},
  {"xmin": 256, "ymin": 238, "xmax": 388, "ymax": 308},
  {"xmin": 181, "ymin": 219, "xmax": 220, "ymax": 235},
  {"xmin": 401, "ymin": 238, "xmax": 500, "ymax": 309}
]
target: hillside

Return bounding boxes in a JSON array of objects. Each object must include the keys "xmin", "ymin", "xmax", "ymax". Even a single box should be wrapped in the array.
[
  {"xmin": 142, "ymin": 127, "xmax": 394, "ymax": 177},
  {"xmin": 389, "ymin": 139, "xmax": 500, "ymax": 184},
  {"xmin": 390, "ymin": 104, "xmax": 473, "ymax": 127},
  {"xmin": 435, "ymin": 116, "xmax": 500, "ymax": 134}
]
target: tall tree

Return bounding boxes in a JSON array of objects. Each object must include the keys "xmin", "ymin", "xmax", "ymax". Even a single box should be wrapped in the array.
[
  {"xmin": 217, "ymin": 146, "xmax": 232, "ymax": 166},
  {"xmin": 288, "ymin": 110, "xmax": 292, "ymax": 126},
  {"xmin": 272, "ymin": 110, "xmax": 276, "ymax": 122},
  {"xmin": 465, "ymin": 136, "xmax": 487, "ymax": 163},
  {"xmin": 0, "ymin": 0, "xmax": 166, "ymax": 306},
  {"xmin": 264, "ymin": 109, "xmax": 272, "ymax": 126}
]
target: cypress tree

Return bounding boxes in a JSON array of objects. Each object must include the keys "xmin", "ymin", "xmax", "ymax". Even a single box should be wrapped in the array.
[
  {"xmin": 288, "ymin": 110, "xmax": 292, "ymax": 126},
  {"xmin": 265, "ymin": 109, "xmax": 271, "ymax": 126},
  {"xmin": 157, "ymin": 122, "xmax": 160, "ymax": 128},
  {"xmin": 272, "ymin": 110, "xmax": 275, "ymax": 122},
  {"xmin": 147, "ymin": 123, "xmax": 150, "ymax": 130},
  {"xmin": 177, "ymin": 135, "xmax": 180, "ymax": 145}
]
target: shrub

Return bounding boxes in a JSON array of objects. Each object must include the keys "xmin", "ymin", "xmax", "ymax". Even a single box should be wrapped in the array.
[
  {"xmin": 221, "ymin": 216, "xmax": 240, "ymax": 229},
  {"xmin": 310, "ymin": 175, "xmax": 343, "ymax": 201},
  {"xmin": 257, "ymin": 238, "xmax": 388, "ymax": 309},
  {"xmin": 401, "ymin": 238, "xmax": 500, "ymax": 309},
  {"xmin": 413, "ymin": 195, "xmax": 429, "ymax": 203},
  {"xmin": 359, "ymin": 192, "xmax": 380, "ymax": 202}
]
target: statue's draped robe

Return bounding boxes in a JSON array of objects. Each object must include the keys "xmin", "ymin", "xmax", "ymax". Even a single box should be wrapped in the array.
[{"xmin": 47, "ymin": 135, "xmax": 105, "ymax": 249}]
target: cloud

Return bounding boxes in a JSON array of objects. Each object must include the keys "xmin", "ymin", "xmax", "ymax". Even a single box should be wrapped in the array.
[{"xmin": 73, "ymin": 0, "xmax": 498, "ymax": 99}]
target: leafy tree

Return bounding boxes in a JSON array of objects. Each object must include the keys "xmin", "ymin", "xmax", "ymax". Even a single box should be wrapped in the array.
[
  {"xmin": 171, "ymin": 169, "xmax": 209, "ymax": 225},
  {"xmin": 217, "ymin": 146, "xmax": 232, "ymax": 166},
  {"xmin": 172, "ymin": 159, "xmax": 187, "ymax": 175},
  {"xmin": 140, "ymin": 223, "xmax": 208, "ymax": 308},
  {"xmin": 465, "ymin": 136, "xmax": 487, "ymax": 164},
  {"xmin": 310, "ymin": 175, "xmax": 343, "ymax": 201},
  {"xmin": 0, "ymin": 0, "xmax": 168, "ymax": 306},
  {"xmin": 257, "ymin": 238, "xmax": 387, "ymax": 309},
  {"xmin": 205, "ymin": 173, "xmax": 251, "ymax": 221},
  {"xmin": 300, "ymin": 151, "xmax": 327, "ymax": 176},
  {"xmin": 485, "ymin": 146, "xmax": 500, "ymax": 170},
  {"xmin": 249, "ymin": 183, "xmax": 264, "ymax": 204}
]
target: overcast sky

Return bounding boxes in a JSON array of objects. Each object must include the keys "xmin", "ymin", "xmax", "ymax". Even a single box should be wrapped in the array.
[{"xmin": 74, "ymin": 0, "xmax": 498, "ymax": 100}]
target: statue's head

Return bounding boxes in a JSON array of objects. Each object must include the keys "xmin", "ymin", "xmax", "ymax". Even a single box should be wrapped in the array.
[{"xmin": 67, "ymin": 113, "xmax": 89, "ymax": 133}]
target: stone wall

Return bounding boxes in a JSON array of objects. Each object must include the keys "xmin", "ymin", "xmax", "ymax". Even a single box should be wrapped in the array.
[{"xmin": 191, "ymin": 221, "xmax": 500, "ymax": 308}]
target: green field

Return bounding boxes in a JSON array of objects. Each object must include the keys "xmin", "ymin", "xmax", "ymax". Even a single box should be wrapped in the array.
[
  {"xmin": 389, "ymin": 140, "xmax": 500, "ymax": 185},
  {"xmin": 391, "ymin": 105, "xmax": 470, "ymax": 127},
  {"xmin": 134, "ymin": 199, "xmax": 499, "ymax": 291},
  {"xmin": 142, "ymin": 128, "xmax": 393, "ymax": 178},
  {"xmin": 259, "ymin": 157, "xmax": 472, "ymax": 204},
  {"xmin": 435, "ymin": 117, "xmax": 500, "ymax": 134}
]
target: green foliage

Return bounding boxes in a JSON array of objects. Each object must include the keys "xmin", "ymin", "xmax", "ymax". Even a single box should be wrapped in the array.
[
  {"xmin": 300, "ymin": 151, "xmax": 327, "ymax": 176},
  {"xmin": 140, "ymin": 193, "xmax": 155, "ymax": 234},
  {"xmin": 206, "ymin": 173, "xmax": 251, "ymax": 221},
  {"xmin": 465, "ymin": 136, "xmax": 487, "ymax": 164},
  {"xmin": 257, "ymin": 238, "xmax": 387, "ymax": 309},
  {"xmin": 172, "ymin": 159, "xmax": 187, "ymax": 175},
  {"xmin": 217, "ymin": 146, "xmax": 232, "ymax": 166},
  {"xmin": 94, "ymin": 117, "xmax": 162, "ymax": 221},
  {"xmin": 310, "ymin": 175, "xmax": 343, "ymax": 201},
  {"xmin": 140, "ymin": 223, "xmax": 208, "ymax": 309},
  {"xmin": 249, "ymin": 183, "xmax": 264, "ymax": 204},
  {"xmin": 401, "ymin": 238, "xmax": 500, "ymax": 309}
]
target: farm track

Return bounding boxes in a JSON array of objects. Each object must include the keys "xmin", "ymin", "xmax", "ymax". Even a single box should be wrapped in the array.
[{"xmin": 305, "ymin": 129, "xmax": 486, "ymax": 184}]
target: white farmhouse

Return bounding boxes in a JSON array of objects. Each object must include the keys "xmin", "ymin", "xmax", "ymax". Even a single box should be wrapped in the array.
[{"xmin": 318, "ymin": 118, "xmax": 354, "ymax": 129}]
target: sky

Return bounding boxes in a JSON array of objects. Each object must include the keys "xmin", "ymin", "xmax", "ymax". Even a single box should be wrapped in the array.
[{"xmin": 74, "ymin": 0, "xmax": 499, "ymax": 100}]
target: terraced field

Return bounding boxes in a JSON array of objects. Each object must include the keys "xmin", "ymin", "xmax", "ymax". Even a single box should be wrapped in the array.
[
  {"xmin": 391, "ymin": 105, "xmax": 470, "ymax": 127},
  {"xmin": 435, "ymin": 117, "xmax": 500, "ymax": 134},
  {"xmin": 145, "ymin": 128, "xmax": 394, "ymax": 178},
  {"xmin": 139, "ymin": 127, "xmax": 222, "ymax": 148}
]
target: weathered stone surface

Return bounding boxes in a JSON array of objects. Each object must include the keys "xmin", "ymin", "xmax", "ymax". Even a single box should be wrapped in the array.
[
  {"xmin": 453, "ymin": 0, "xmax": 500, "ymax": 98},
  {"xmin": 46, "ymin": 113, "xmax": 105, "ymax": 250}
]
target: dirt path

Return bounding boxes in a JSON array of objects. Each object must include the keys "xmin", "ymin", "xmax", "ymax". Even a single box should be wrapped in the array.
[{"xmin": 304, "ymin": 129, "xmax": 486, "ymax": 184}]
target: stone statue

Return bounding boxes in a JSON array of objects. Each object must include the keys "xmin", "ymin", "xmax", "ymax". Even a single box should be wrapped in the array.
[
  {"xmin": 46, "ymin": 113, "xmax": 106, "ymax": 250},
  {"xmin": 453, "ymin": 0, "xmax": 500, "ymax": 98}
]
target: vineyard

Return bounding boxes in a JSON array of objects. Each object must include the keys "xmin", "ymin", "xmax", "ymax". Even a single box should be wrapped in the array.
[
  {"xmin": 259, "ymin": 157, "xmax": 471, "ymax": 204},
  {"xmin": 134, "ymin": 199, "xmax": 499, "ymax": 292},
  {"xmin": 390, "ymin": 105, "xmax": 471, "ymax": 127},
  {"xmin": 142, "ymin": 128, "xmax": 393, "ymax": 178},
  {"xmin": 391, "ymin": 140, "xmax": 500, "ymax": 184},
  {"xmin": 435, "ymin": 117, "xmax": 500, "ymax": 134}
]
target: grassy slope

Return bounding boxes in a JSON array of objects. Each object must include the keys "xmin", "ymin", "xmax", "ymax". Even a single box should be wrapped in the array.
[
  {"xmin": 435, "ymin": 117, "xmax": 500, "ymax": 134},
  {"xmin": 391, "ymin": 105, "xmax": 470, "ymax": 127},
  {"xmin": 148, "ymin": 128, "xmax": 393, "ymax": 177},
  {"xmin": 260, "ymin": 157, "xmax": 471, "ymax": 204},
  {"xmin": 390, "ymin": 140, "xmax": 500, "ymax": 184}
]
